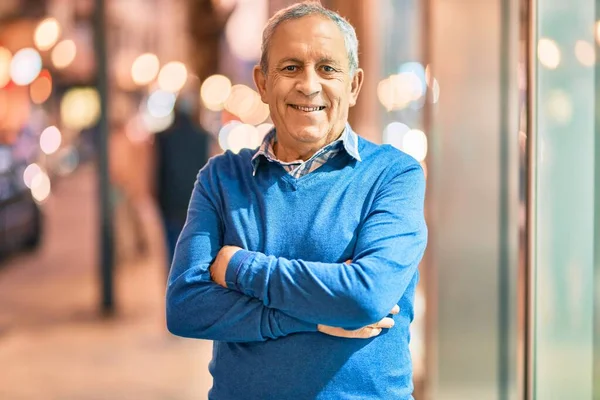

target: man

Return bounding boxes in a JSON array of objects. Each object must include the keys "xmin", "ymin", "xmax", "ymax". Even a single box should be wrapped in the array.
[{"xmin": 166, "ymin": 2, "xmax": 427, "ymax": 399}]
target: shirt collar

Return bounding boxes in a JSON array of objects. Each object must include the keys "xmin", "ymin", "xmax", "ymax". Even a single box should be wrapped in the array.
[{"xmin": 251, "ymin": 123, "xmax": 361, "ymax": 174}]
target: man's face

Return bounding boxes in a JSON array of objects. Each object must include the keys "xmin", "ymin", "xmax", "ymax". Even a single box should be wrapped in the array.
[{"xmin": 254, "ymin": 15, "xmax": 363, "ymax": 151}]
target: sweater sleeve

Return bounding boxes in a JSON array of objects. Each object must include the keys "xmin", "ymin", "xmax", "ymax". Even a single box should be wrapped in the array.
[
  {"xmin": 225, "ymin": 162, "xmax": 428, "ymax": 330},
  {"xmin": 166, "ymin": 164, "xmax": 317, "ymax": 342}
]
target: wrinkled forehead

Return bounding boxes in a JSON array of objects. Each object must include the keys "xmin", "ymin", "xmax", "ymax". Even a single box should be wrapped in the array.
[{"xmin": 267, "ymin": 15, "xmax": 349, "ymax": 68}]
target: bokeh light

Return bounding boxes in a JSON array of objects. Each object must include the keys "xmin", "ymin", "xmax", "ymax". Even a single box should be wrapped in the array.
[
  {"xmin": 546, "ymin": 89, "xmax": 572, "ymax": 124},
  {"xmin": 432, "ymin": 79, "xmax": 440, "ymax": 103},
  {"xmin": 200, "ymin": 74, "xmax": 232, "ymax": 111},
  {"xmin": 256, "ymin": 123, "xmax": 274, "ymax": 142},
  {"xmin": 141, "ymin": 110, "xmax": 175, "ymax": 133},
  {"xmin": 51, "ymin": 39, "xmax": 76, "ymax": 69},
  {"xmin": 34, "ymin": 18, "xmax": 61, "ymax": 51},
  {"xmin": 55, "ymin": 146, "xmax": 80, "ymax": 176},
  {"xmin": 40, "ymin": 125, "xmax": 62, "ymax": 155},
  {"xmin": 225, "ymin": 0, "xmax": 266, "ymax": 61},
  {"xmin": 241, "ymin": 101, "xmax": 270, "ymax": 125},
  {"xmin": 403, "ymin": 129, "xmax": 428, "ymax": 162},
  {"xmin": 125, "ymin": 117, "xmax": 151, "ymax": 143},
  {"xmin": 10, "ymin": 48, "xmax": 42, "ymax": 85},
  {"xmin": 131, "ymin": 53, "xmax": 160, "ymax": 85},
  {"xmin": 158, "ymin": 61, "xmax": 187, "ymax": 92},
  {"xmin": 30, "ymin": 70, "xmax": 52, "ymax": 104},
  {"xmin": 537, "ymin": 38, "xmax": 560, "ymax": 69},
  {"xmin": 399, "ymin": 62, "xmax": 426, "ymax": 96},
  {"xmin": 574, "ymin": 40, "xmax": 595, "ymax": 67},
  {"xmin": 224, "ymin": 85, "xmax": 268, "ymax": 124},
  {"xmin": 30, "ymin": 171, "xmax": 51, "ymax": 202},
  {"xmin": 0, "ymin": 47, "xmax": 12, "ymax": 88},
  {"xmin": 23, "ymin": 163, "xmax": 42, "ymax": 188},
  {"xmin": 383, "ymin": 122, "xmax": 411, "ymax": 150},
  {"xmin": 147, "ymin": 90, "xmax": 176, "ymax": 118},
  {"xmin": 60, "ymin": 87, "xmax": 100, "ymax": 130},
  {"xmin": 227, "ymin": 123, "xmax": 262, "ymax": 154},
  {"xmin": 218, "ymin": 120, "xmax": 243, "ymax": 151},
  {"xmin": 377, "ymin": 72, "xmax": 423, "ymax": 111}
]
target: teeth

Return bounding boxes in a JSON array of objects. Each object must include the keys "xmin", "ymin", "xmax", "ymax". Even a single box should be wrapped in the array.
[{"xmin": 292, "ymin": 105, "xmax": 324, "ymax": 112}]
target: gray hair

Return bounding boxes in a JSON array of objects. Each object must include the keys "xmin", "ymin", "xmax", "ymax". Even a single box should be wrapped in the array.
[{"xmin": 259, "ymin": 1, "xmax": 359, "ymax": 76}]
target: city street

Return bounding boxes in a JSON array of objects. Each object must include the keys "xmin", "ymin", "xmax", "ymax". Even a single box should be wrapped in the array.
[{"xmin": 0, "ymin": 165, "xmax": 213, "ymax": 400}]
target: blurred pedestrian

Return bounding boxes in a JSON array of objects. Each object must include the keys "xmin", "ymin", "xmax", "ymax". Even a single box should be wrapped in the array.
[{"xmin": 153, "ymin": 104, "xmax": 213, "ymax": 270}]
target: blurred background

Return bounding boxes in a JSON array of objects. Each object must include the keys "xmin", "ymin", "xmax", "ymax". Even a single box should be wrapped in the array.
[{"xmin": 0, "ymin": 0, "xmax": 597, "ymax": 399}]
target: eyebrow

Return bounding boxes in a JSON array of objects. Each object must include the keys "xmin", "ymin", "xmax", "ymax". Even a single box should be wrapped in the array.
[
  {"xmin": 316, "ymin": 57, "xmax": 342, "ymax": 67},
  {"xmin": 277, "ymin": 57, "xmax": 304, "ymax": 66}
]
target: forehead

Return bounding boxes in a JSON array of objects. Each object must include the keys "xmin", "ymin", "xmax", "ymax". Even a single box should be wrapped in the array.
[{"xmin": 268, "ymin": 15, "xmax": 348, "ymax": 64}]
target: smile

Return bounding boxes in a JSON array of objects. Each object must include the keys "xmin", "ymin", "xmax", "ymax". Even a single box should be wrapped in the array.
[{"xmin": 289, "ymin": 105, "xmax": 326, "ymax": 112}]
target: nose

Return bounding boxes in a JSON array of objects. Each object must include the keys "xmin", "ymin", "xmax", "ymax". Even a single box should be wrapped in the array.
[{"xmin": 295, "ymin": 68, "xmax": 321, "ymax": 97}]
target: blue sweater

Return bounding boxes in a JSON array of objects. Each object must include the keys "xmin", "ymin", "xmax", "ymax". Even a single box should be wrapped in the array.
[{"xmin": 166, "ymin": 135, "xmax": 428, "ymax": 400}]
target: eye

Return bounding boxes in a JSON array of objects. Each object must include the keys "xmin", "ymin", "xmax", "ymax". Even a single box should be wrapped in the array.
[
  {"xmin": 283, "ymin": 65, "xmax": 297, "ymax": 72},
  {"xmin": 321, "ymin": 65, "xmax": 336, "ymax": 73}
]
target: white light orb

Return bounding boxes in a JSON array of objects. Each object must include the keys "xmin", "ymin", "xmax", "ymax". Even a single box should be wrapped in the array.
[
  {"xmin": 574, "ymin": 40, "xmax": 595, "ymax": 67},
  {"xmin": 23, "ymin": 163, "xmax": 42, "ymax": 188},
  {"xmin": 200, "ymin": 74, "xmax": 232, "ymax": 111},
  {"xmin": 218, "ymin": 121, "xmax": 243, "ymax": 151},
  {"xmin": 10, "ymin": 48, "xmax": 42, "ymax": 85},
  {"xmin": 51, "ymin": 39, "xmax": 76, "ymax": 69},
  {"xmin": 158, "ymin": 61, "xmax": 188, "ymax": 92},
  {"xmin": 30, "ymin": 171, "xmax": 51, "ymax": 202},
  {"xmin": 40, "ymin": 126, "xmax": 62, "ymax": 155},
  {"xmin": 141, "ymin": 110, "xmax": 175, "ymax": 133},
  {"xmin": 538, "ymin": 38, "xmax": 560, "ymax": 69},
  {"xmin": 402, "ymin": 129, "xmax": 428, "ymax": 162},
  {"xmin": 147, "ymin": 90, "xmax": 177, "ymax": 118},
  {"xmin": 382, "ymin": 122, "xmax": 411, "ymax": 150},
  {"xmin": 131, "ymin": 53, "xmax": 160, "ymax": 85},
  {"xmin": 227, "ymin": 123, "xmax": 261, "ymax": 153},
  {"xmin": 34, "ymin": 18, "xmax": 61, "ymax": 51}
]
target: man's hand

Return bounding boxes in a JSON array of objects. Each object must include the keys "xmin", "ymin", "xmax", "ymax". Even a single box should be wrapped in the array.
[
  {"xmin": 209, "ymin": 245, "xmax": 242, "ymax": 287},
  {"xmin": 317, "ymin": 304, "xmax": 400, "ymax": 339}
]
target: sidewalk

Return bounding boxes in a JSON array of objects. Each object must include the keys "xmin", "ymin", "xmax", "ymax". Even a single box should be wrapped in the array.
[{"xmin": 0, "ymin": 164, "xmax": 213, "ymax": 400}]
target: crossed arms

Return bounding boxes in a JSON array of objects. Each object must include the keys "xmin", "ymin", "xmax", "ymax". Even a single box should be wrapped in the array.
[{"xmin": 166, "ymin": 162, "xmax": 427, "ymax": 342}]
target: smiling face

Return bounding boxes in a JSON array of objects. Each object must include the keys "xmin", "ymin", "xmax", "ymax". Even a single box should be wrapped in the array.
[{"xmin": 253, "ymin": 15, "xmax": 363, "ymax": 160}]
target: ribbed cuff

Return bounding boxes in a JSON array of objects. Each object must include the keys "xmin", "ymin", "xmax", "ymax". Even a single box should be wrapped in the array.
[
  {"xmin": 225, "ymin": 249, "xmax": 254, "ymax": 291},
  {"xmin": 277, "ymin": 313, "xmax": 318, "ymax": 335}
]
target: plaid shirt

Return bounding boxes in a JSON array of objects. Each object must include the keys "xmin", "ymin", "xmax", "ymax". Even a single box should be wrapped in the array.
[{"xmin": 251, "ymin": 124, "xmax": 362, "ymax": 178}]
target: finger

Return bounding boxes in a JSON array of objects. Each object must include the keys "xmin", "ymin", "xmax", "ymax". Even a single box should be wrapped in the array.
[
  {"xmin": 370, "ymin": 317, "xmax": 395, "ymax": 329},
  {"xmin": 344, "ymin": 260, "xmax": 352, "ymax": 265},
  {"xmin": 389, "ymin": 304, "xmax": 400, "ymax": 315},
  {"xmin": 369, "ymin": 327, "xmax": 382, "ymax": 337}
]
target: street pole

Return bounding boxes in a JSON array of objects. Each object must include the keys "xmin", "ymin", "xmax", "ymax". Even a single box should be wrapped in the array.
[{"xmin": 93, "ymin": 0, "xmax": 114, "ymax": 314}]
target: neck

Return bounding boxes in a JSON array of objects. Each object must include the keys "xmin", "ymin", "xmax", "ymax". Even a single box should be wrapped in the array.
[{"xmin": 274, "ymin": 128, "xmax": 345, "ymax": 162}]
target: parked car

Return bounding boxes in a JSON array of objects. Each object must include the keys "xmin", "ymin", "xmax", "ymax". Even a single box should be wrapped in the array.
[
  {"xmin": 0, "ymin": 177, "xmax": 42, "ymax": 258},
  {"xmin": 0, "ymin": 131, "xmax": 44, "ymax": 260}
]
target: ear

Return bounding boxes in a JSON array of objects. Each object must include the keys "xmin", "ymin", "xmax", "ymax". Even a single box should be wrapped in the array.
[
  {"xmin": 348, "ymin": 68, "xmax": 364, "ymax": 107},
  {"xmin": 253, "ymin": 65, "xmax": 268, "ymax": 103}
]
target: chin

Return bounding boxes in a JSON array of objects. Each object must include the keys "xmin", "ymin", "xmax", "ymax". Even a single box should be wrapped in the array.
[{"xmin": 292, "ymin": 125, "xmax": 327, "ymax": 142}]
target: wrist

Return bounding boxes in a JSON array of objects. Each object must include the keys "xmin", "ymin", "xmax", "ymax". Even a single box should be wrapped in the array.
[{"xmin": 224, "ymin": 248, "xmax": 254, "ymax": 290}]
